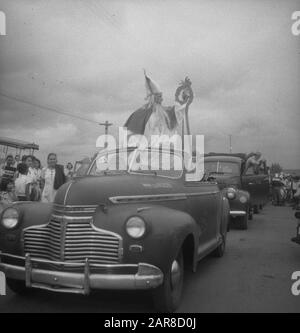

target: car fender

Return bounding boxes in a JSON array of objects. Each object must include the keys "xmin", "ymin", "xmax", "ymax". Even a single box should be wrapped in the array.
[
  {"xmin": 92, "ymin": 203, "xmax": 199, "ymax": 273},
  {"xmin": 224, "ymin": 188, "xmax": 250, "ymax": 216},
  {"xmin": 220, "ymin": 195, "xmax": 230, "ymax": 234},
  {"xmin": 0, "ymin": 202, "xmax": 53, "ymax": 255}
]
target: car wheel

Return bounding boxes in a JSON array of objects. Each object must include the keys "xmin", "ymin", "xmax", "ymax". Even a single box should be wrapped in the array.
[
  {"xmin": 152, "ymin": 250, "xmax": 184, "ymax": 313},
  {"xmin": 6, "ymin": 278, "xmax": 30, "ymax": 295},
  {"xmin": 212, "ymin": 233, "xmax": 226, "ymax": 257},
  {"xmin": 238, "ymin": 214, "xmax": 248, "ymax": 230}
]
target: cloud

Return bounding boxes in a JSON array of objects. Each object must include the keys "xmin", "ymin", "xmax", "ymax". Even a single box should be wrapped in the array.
[{"xmin": 0, "ymin": 0, "xmax": 299, "ymax": 168}]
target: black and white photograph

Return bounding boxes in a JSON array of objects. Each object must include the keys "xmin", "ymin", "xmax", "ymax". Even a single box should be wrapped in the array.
[{"xmin": 0, "ymin": 0, "xmax": 300, "ymax": 317}]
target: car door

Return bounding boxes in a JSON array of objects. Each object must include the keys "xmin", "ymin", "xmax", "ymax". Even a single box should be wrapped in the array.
[
  {"xmin": 241, "ymin": 166, "xmax": 260, "ymax": 205},
  {"xmin": 184, "ymin": 178, "xmax": 219, "ymax": 251}
]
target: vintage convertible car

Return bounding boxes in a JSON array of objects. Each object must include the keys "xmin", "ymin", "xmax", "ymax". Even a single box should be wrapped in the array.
[
  {"xmin": 204, "ymin": 153, "xmax": 269, "ymax": 230},
  {"xmin": 0, "ymin": 147, "xmax": 229, "ymax": 312}
]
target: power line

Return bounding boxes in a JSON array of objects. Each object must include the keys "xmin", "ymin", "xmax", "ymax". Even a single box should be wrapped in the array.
[{"xmin": 0, "ymin": 91, "xmax": 99, "ymax": 125}]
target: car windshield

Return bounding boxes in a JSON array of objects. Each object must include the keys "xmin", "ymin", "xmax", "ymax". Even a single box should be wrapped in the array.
[
  {"xmin": 88, "ymin": 148, "xmax": 183, "ymax": 179},
  {"xmin": 205, "ymin": 161, "xmax": 240, "ymax": 175}
]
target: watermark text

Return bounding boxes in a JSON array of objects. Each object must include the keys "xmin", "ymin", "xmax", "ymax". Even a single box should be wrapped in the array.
[
  {"xmin": 0, "ymin": 271, "xmax": 6, "ymax": 296},
  {"xmin": 0, "ymin": 11, "xmax": 6, "ymax": 36},
  {"xmin": 291, "ymin": 271, "xmax": 300, "ymax": 296},
  {"xmin": 291, "ymin": 11, "xmax": 300, "ymax": 36}
]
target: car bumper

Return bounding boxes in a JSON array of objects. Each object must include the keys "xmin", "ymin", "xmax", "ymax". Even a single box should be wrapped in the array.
[
  {"xmin": 230, "ymin": 210, "xmax": 247, "ymax": 217},
  {"xmin": 0, "ymin": 252, "xmax": 164, "ymax": 294}
]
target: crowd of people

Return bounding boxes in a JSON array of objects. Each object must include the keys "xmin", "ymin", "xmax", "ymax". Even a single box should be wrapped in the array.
[
  {"xmin": 271, "ymin": 172, "xmax": 300, "ymax": 209},
  {"xmin": 0, "ymin": 153, "xmax": 74, "ymax": 205}
]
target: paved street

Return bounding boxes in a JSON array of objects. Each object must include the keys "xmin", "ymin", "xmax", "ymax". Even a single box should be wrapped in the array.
[{"xmin": 0, "ymin": 204, "xmax": 299, "ymax": 313}]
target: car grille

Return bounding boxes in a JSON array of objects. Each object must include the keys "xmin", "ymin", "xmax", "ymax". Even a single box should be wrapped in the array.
[{"xmin": 23, "ymin": 205, "xmax": 122, "ymax": 265}]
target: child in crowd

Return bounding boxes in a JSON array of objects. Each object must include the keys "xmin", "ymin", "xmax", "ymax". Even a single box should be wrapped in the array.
[
  {"xmin": 0, "ymin": 155, "xmax": 17, "ymax": 191},
  {"xmin": 14, "ymin": 163, "xmax": 30, "ymax": 201},
  {"xmin": 0, "ymin": 180, "xmax": 18, "ymax": 204},
  {"xmin": 64, "ymin": 162, "xmax": 74, "ymax": 181}
]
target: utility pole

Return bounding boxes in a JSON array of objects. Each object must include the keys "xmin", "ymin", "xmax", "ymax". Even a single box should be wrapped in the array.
[
  {"xmin": 99, "ymin": 121, "xmax": 113, "ymax": 148},
  {"xmin": 229, "ymin": 134, "xmax": 232, "ymax": 153},
  {"xmin": 99, "ymin": 120, "xmax": 113, "ymax": 136}
]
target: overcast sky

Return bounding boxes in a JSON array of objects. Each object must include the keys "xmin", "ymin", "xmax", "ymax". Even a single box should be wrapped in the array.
[{"xmin": 0, "ymin": 0, "xmax": 299, "ymax": 168}]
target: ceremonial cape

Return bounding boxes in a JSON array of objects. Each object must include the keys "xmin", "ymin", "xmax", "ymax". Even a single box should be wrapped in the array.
[{"xmin": 124, "ymin": 104, "xmax": 178, "ymax": 135}]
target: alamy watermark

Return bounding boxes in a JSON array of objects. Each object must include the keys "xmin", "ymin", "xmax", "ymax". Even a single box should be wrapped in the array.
[
  {"xmin": 291, "ymin": 271, "xmax": 300, "ymax": 296},
  {"xmin": 0, "ymin": 271, "xmax": 6, "ymax": 296},
  {"xmin": 0, "ymin": 10, "xmax": 6, "ymax": 36},
  {"xmin": 291, "ymin": 11, "xmax": 300, "ymax": 36},
  {"xmin": 95, "ymin": 127, "xmax": 204, "ymax": 181}
]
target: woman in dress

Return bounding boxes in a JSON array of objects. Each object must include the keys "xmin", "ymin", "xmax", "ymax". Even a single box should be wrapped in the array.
[
  {"xmin": 41, "ymin": 153, "xmax": 66, "ymax": 203},
  {"xmin": 64, "ymin": 162, "xmax": 74, "ymax": 182}
]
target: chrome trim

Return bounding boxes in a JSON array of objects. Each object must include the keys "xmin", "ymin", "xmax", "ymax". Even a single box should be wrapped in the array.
[
  {"xmin": 187, "ymin": 191, "xmax": 219, "ymax": 197},
  {"xmin": 63, "ymin": 182, "xmax": 73, "ymax": 206},
  {"xmin": 109, "ymin": 191, "xmax": 218, "ymax": 204},
  {"xmin": 0, "ymin": 252, "xmax": 132, "ymax": 268},
  {"xmin": 22, "ymin": 205, "xmax": 123, "ymax": 264},
  {"xmin": 52, "ymin": 204, "xmax": 98, "ymax": 215},
  {"xmin": 53, "ymin": 204, "xmax": 98, "ymax": 209},
  {"xmin": 52, "ymin": 214, "xmax": 92, "ymax": 221},
  {"xmin": 110, "ymin": 193, "xmax": 187, "ymax": 204},
  {"xmin": 0, "ymin": 252, "xmax": 163, "ymax": 292},
  {"xmin": 230, "ymin": 210, "xmax": 247, "ymax": 216},
  {"xmin": 60, "ymin": 217, "xmax": 66, "ymax": 260}
]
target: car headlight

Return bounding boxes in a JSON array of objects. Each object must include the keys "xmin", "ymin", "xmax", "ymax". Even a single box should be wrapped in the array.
[
  {"xmin": 227, "ymin": 187, "xmax": 236, "ymax": 200},
  {"xmin": 1, "ymin": 207, "xmax": 19, "ymax": 229},
  {"xmin": 126, "ymin": 216, "xmax": 146, "ymax": 239},
  {"xmin": 239, "ymin": 195, "xmax": 248, "ymax": 204}
]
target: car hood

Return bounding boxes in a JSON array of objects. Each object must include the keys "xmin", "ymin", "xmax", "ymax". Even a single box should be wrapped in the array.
[{"xmin": 54, "ymin": 174, "xmax": 179, "ymax": 206}]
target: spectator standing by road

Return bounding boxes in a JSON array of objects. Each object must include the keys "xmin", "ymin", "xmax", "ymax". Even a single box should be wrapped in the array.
[
  {"xmin": 14, "ymin": 154, "xmax": 20, "ymax": 167},
  {"xmin": 0, "ymin": 155, "xmax": 17, "ymax": 191},
  {"xmin": 24, "ymin": 155, "xmax": 36, "ymax": 182},
  {"xmin": 14, "ymin": 163, "xmax": 30, "ymax": 201},
  {"xmin": 28, "ymin": 157, "xmax": 42, "ymax": 201},
  {"xmin": 64, "ymin": 162, "xmax": 74, "ymax": 182},
  {"xmin": 0, "ymin": 180, "xmax": 18, "ymax": 204},
  {"xmin": 24, "ymin": 155, "xmax": 39, "ymax": 201},
  {"xmin": 32, "ymin": 157, "xmax": 42, "ymax": 181},
  {"xmin": 41, "ymin": 153, "xmax": 66, "ymax": 203},
  {"xmin": 292, "ymin": 176, "xmax": 300, "ymax": 210}
]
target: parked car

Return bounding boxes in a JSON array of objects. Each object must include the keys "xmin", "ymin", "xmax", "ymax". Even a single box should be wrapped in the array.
[
  {"xmin": 204, "ymin": 153, "xmax": 269, "ymax": 230},
  {"xmin": 0, "ymin": 147, "xmax": 230, "ymax": 312}
]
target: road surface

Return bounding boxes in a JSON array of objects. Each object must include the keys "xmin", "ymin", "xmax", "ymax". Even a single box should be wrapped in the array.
[{"xmin": 0, "ymin": 204, "xmax": 299, "ymax": 313}]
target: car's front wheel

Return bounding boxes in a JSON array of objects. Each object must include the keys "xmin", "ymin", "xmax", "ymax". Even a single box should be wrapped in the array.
[
  {"xmin": 152, "ymin": 250, "xmax": 184, "ymax": 313},
  {"xmin": 212, "ymin": 233, "xmax": 226, "ymax": 257}
]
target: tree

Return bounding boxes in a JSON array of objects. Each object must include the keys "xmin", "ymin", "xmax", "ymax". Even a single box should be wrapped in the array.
[{"xmin": 270, "ymin": 163, "xmax": 282, "ymax": 174}]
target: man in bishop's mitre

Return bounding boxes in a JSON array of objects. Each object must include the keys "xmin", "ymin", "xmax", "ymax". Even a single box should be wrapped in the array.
[{"xmin": 124, "ymin": 72, "xmax": 194, "ymax": 142}]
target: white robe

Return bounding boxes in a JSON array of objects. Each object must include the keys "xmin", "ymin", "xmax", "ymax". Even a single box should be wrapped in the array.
[
  {"xmin": 143, "ymin": 102, "xmax": 187, "ymax": 140},
  {"xmin": 41, "ymin": 167, "xmax": 57, "ymax": 203}
]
